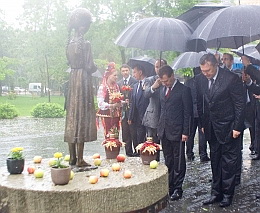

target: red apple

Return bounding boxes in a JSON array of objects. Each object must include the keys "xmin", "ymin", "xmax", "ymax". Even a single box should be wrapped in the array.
[
  {"xmin": 27, "ymin": 166, "xmax": 36, "ymax": 174},
  {"xmin": 92, "ymin": 153, "xmax": 100, "ymax": 159},
  {"xmin": 123, "ymin": 170, "xmax": 132, "ymax": 179},
  {"xmin": 111, "ymin": 163, "xmax": 121, "ymax": 171},
  {"xmin": 116, "ymin": 154, "xmax": 126, "ymax": 162},
  {"xmin": 33, "ymin": 156, "xmax": 42, "ymax": 163},
  {"xmin": 89, "ymin": 175, "xmax": 98, "ymax": 184},
  {"xmin": 100, "ymin": 168, "xmax": 109, "ymax": 177}
]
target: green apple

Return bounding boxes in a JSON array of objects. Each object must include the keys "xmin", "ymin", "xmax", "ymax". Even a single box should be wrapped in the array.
[
  {"xmin": 70, "ymin": 171, "xmax": 75, "ymax": 180},
  {"xmin": 93, "ymin": 158, "xmax": 102, "ymax": 166},
  {"xmin": 33, "ymin": 156, "xmax": 42, "ymax": 163},
  {"xmin": 64, "ymin": 155, "xmax": 70, "ymax": 161},
  {"xmin": 150, "ymin": 160, "xmax": 158, "ymax": 169},
  {"xmin": 34, "ymin": 169, "xmax": 44, "ymax": 178},
  {"xmin": 100, "ymin": 168, "xmax": 109, "ymax": 177},
  {"xmin": 48, "ymin": 158, "xmax": 57, "ymax": 166},
  {"xmin": 89, "ymin": 176, "xmax": 98, "ymax": 184}
]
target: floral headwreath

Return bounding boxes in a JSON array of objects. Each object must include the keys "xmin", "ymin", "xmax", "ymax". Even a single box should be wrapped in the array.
[{"xmin": 101, "ymin": 62, "xmax": 118, "ymax": 96}]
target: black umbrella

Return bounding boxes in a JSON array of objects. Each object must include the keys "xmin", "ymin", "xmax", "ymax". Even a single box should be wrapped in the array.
[
  {"xmin": 256, "ymin": 42, "xmax": 260, "ymax": 54},
  {"xmin": 171, "ymin": 49, "xmax": 222, "ymax": 70},
  {"xmin": 177, "ymin": 3, "xmax": 229, "ymax": 30},
  {"xmin": 127, "ymin": 56, "xmax": 156, "ymax": 77},
  {"xmin": 115, "ymin": 17, "xmax": 193, "ymax": 53},
  {"xmin": 231, "ymin": 44, "xmax": 260, "ymax": 66},
  {"xmin": 188, "ymin": 5, "xmax": 260, "ymax": 51}
]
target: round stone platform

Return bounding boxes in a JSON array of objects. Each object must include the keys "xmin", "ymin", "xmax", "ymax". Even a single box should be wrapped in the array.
[{"xmin": 0, "ymin": 156, "xmax": 168, "ymax": 213}]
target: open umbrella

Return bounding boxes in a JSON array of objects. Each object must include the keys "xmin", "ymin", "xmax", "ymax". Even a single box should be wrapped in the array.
[
  {"xmin": 177, "ymin": 3, "xmax": 229, "ymax": 30},
  {"xmin": 231, "ymin": 44, "xmax": 260, "ymax": 65},
  {"xmin": 127, "ymin": 56, "xmax": 156, "ymax": 77},
  {"xmin": 188, "ymin": 5, "xmax": 260, "ymax": 51},
  {"xmin": 115, "ymin": 17, "xmax": 193, "ymax": 55},
  {"xmin": 171, "ymin": 49, "xmax": 222, "ymax": 70},
  {"xmin": 256, "ymin": 42, "xmax": 260, "ymax": 54}
]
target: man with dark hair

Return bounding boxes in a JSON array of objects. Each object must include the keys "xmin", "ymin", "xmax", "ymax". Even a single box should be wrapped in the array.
[
  {"xmin": 117, "ymin": 64, "xmax": 137, "ymax": 157},
  {"xmin": 128, "ymin": 64, "xmax": 149, "ymax": 153},
  {"xmin": 196, "ymin": 53, "xmax": 246, "ymax": 207},
  {"xmin": 222, "ymin": 53, "xmax": 234, "ymax": 71},
  {"xmin": 157, "ymin": 65, "xmax": 193, "ymax": 201}
]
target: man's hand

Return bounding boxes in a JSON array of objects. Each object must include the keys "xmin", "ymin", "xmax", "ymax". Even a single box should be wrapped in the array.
[
  {"xmin": 182, "ymin": 135, "xmax": 188, "ymax": 142},
  {"xmin": 128, "ymin": 120, "xmax": 132, "ymax": 125},
  {"xmin": 232, "ymin": 130, "xmax": 241, "ymax": 138},
  {"xmin": 151, "ymin": 78, "xmax": 161, "ymax": 90}
]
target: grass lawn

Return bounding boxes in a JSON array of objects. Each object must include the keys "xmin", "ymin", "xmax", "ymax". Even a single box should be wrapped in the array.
[{"xmin": 0, "ymin": 95, "xmax": 65, "ymax": 117}]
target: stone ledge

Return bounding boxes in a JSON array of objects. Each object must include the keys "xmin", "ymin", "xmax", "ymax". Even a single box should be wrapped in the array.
[{"xmin": 0, "ymin": 157, "xmax": 168, "ymax": 213}]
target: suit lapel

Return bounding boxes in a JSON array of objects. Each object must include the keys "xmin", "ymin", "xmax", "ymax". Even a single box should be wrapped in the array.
[{"xmin": 209, "ymin": 69, "xmax": 224, "ymax": 100}]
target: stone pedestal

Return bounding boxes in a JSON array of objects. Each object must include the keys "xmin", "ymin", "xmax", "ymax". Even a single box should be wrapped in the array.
[{"xmin": 0, "ymin": 156, "xmax": 168, "ymax": 213}]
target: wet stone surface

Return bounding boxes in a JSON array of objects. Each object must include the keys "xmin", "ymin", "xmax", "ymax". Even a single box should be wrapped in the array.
[{"xmin": 0, "ymin": 117, "xmax": 260, "ymax": 212}]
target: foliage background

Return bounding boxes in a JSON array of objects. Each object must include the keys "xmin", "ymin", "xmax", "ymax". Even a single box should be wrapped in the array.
[{"xmin": 0, "ymin": 0, "xmax": 232, "ymax": 96}]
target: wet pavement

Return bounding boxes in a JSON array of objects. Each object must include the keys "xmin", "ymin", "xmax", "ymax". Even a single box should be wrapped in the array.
[{"xmin": 0, "ymin": 117, "xmax": 260, "ymax": 212}]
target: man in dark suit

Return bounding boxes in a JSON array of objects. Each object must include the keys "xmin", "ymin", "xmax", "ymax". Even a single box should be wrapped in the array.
[
  {"xmin": 128, "ymin": 64, "xmax": 149, "ymax": 153},
  {"xmin": 196, "ymin": 54, "xmax": 246, "ymax": 207},
  {"xmin": 156, "ymin": 65, "xmax": 193, "ymax": 201},
  {"xmin": 117, "ymin": 64, "xmax": 137, "ymax": 157}
]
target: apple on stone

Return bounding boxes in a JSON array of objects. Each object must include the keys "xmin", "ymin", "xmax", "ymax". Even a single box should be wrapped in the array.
[
  {"xmin": 64, "ymin": 155, "xmax": 70, "ymax": 161},
  {"xmin": 92, "ymin": 153, "xmax": 100, "ymax": 159},
  {"xmin": 100, "ymin": 168, "xmax": 109, "ymax": 177},
  {"xmin": 27, "ymin": 166, "xmax": 36, "ymax": 174},
  {"xmin": 48, "ymin": 158, "xmax": 57, "ymax": 167},
  {"xmin": 93, "ymin": 158, "xmax": 102, "ymax": 166},
  {"xmin": 33, "ymin": 156, "xmax": 42, "ymax": 163},
  {"xmin": 34, "ymin": 169, "xmax": 44, "ymax": 178},
  {"xmin": 111, "ymin": 163, "xmax": 121, "ymax": 171},
  {"xmin": 150, "ymin": 160, "xmax": 158, "ymax": 169},
  {"xmin": 70, "ymin": 171, "xmax": 75, "ymax": 180},
  {"xmin": 123, "ymin": 170, "xmax": 132, "ymax": 179},
  {"xmin": 116, "ymin": 154, "xmax": 126, "ymax": 162},
  {"xmin": 89, "ymin": 175, "xmax": 98, "ymax": 184}
]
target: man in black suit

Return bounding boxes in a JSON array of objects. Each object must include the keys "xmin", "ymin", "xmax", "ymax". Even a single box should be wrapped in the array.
[
  {"xmin": 156, "ymin": 65, "xmax": 193, "ymax": 201},
  {"xmin": 117, "ymin": 64, "xmax": 137, "ymax": 157},
  {"xmin": 196, "ymin": 54, "xmax": 246, "ymax": 207},
  {"xmin": 128, "ymin": 64, "xmax": 149, "ymax": 153}
]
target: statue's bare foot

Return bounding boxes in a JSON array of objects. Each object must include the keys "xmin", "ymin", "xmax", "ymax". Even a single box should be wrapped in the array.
[{"xmin": 76, "ymin": 159, "xmax": 91, "ymax": 167}]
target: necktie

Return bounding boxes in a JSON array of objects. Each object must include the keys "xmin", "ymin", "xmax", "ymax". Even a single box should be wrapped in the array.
[
  {"xmin": 165, "ymin": 87, "xmax": 171, "ymax": 97},
  {"xmin": 209, "ymin": 78, "xmax": 214, "ymax": 94},
  {"xmin": 137, "ymin": 81, "xmax": 142, "ymax": 99},
  {"xmin": 123, "ymin": 79, "xmax": 127, "ymax": 85}
]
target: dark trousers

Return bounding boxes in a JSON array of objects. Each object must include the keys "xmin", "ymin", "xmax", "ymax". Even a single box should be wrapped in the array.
[
  {"xmin": 161, "ymin": 134, "xmax": 186, "ymax": 194},
  {"xmin": 146, "ymin": 127, "xmax": 160, "ymax": 161},
  {"xmin": 255, "ymin": 113, "xmax": 260, "ymax": 155},
  {"xmin": 209, "ymin": 130, "xmax": 240, "ymax": 197},
  {"xmin": 236, "ymin": 133, "xmax": 243, "ymax": 185},
  {"xmin": 121, "ymin": 118, "xmax": 138, "ymax": 156},
  {"xmin": 186, "ymin": 118, "xmax": 208, "ymax": 159},
  {"xmin": 135, "ymin": 113, "xmax": 146, "ymax": 145}
]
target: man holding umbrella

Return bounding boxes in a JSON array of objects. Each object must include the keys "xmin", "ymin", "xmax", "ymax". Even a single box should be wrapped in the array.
[{"xmin": 196, "ymin": 54, "xmax": 246, "ymax": 207}]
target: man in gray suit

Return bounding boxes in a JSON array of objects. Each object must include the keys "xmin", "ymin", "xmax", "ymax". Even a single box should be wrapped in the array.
[{"xmin": 142, "ymin": 59, "xmax": 167, "ymax": 151}]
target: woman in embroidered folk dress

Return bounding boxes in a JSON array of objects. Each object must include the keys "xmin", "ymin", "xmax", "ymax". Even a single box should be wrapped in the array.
[{"xmin": 96, "ymin": 62, "xmax": 122, "ymax": 138}]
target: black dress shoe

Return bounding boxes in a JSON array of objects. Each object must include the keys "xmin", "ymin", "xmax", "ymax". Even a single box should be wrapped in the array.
[
  {"xmin": 256, "ymin": 194, "xmax": 260, "ymax": 199},
  {"xmin": 219, "ymin": 196, "xmax": 232, "ymax": 207},
  {"xmin": 252, "ymin": 155, "xmax": 260, "ymax": 160},
  {"xmin": 200, "ymin": 156, "xmax": 210, "ymax": 163},
  {"xmin": 203, "ymin": 195, "xmax": 222, "ymax": 205},
  {"xmin": 170, "ymin": 190, "xmax": 183, "ymax": 201},
  {"xmin": 187, "ymin": 156, "xmax": 195, "ymax": 162}
]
